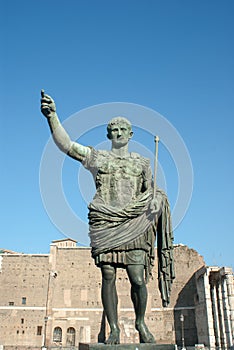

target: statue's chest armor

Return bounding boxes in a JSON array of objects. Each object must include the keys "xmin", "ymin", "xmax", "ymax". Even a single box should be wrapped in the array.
[
  {"xmin": 95, "ymin": 156, "xmax": 144, "ymax": 207},
  {"xmin": 98, "ymin": 157, "xmax": 142, "ymax": 177}
]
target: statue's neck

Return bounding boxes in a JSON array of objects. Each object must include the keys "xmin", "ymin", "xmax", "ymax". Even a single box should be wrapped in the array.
[{"xmin": 111, "ymin": 144, "xmax": 129, "ymax": 157}]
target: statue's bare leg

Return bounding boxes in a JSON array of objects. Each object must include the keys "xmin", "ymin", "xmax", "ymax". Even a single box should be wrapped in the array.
[
  {"xmin": 101, "ymin": 264, "xmax": 120, "ymax": 344},
  {"xmin": 126, "ymin": 264, "xmax": 156, "ymax": 343}
]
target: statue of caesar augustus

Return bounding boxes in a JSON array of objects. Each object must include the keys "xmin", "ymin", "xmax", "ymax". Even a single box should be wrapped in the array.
[{"xmin": 40, "ymin": 91, "xmax": 175, "ymax": 344}]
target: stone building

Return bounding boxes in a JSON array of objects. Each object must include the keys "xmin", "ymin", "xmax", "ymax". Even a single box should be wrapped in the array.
[
  {"xmin": 0, "ymin": 239, "xmax": 233, "ymax": 349},
  {"xmin": 195, "ymin": 266, "xmax": 234, "ymax": 349}
]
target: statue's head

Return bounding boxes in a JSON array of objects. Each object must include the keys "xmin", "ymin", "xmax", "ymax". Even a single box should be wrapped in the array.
[
  {"xmin": 107, "ymin": 117, "xmax": 132, "ymax": 136},
  {"xmin": 107, "ymin": 116, "xmax": 133, "ymax": 147}
]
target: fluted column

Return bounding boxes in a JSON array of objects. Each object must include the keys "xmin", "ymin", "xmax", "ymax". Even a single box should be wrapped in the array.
[
  {"xmin": 210, "ymin": 280, "xmax": 221, "ymax": 348},
  {"xmin": 204, "ymin": 269, "xmax": 216, "ymax": 348},
  {"xmin": 223, "ymin": 269, "xmax": 234, "ymax": 348},
  {"xmin": 221, "ymin": 276, "xmax": 232, "ymax": 347},
  {"xmin": 217, "ymin": 279, "xmax": 226, "ymax": 349}
]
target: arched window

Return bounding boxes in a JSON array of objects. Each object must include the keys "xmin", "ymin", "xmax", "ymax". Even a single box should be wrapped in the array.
[
  {"xmin": 53, "ymin": 327, "xmax": 62, "ymax": 343},
  {"xmin": 66, "ymin": 327, "xmax": 76, "ymax": 346}
]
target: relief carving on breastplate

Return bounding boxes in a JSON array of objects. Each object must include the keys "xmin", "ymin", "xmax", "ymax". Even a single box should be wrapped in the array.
[{"xmin": 95, "ymin": 156, "xmax": 144, "ymax": 207}]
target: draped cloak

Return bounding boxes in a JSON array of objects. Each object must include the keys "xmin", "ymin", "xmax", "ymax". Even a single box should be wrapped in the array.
[{"xmin": 82, "ymin": 148, "xmax": 175, "ymax": 307}]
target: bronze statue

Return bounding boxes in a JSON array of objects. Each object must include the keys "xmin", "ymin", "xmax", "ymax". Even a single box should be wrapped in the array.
[{"xmin": 40, "ymin": 90, "xmax": 175, "ymax": 344}]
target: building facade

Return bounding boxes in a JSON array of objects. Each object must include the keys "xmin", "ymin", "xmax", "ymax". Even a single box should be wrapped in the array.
[
  {"xmin": 0, "ymin": 239, "xmax": 233, "ymax": 349},
  {"xmin": 195, "ymin": 266, "xmax": 234, "ymax": 349}
]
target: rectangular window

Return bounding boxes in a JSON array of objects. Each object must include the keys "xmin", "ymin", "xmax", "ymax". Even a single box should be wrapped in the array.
[
  {"xmin": 9, "ymin": 301, "xmax": 14, "ymax": 306},
  {"xmin": 22, "ymin": 297, "xmax": 26, "ymax": 305},
  {"xmin": 37, "ymin": 326, "xmax": 42, "ymax": 336},
  {"xmin": 21, "ymin": 318, "xmax": 24, "ymax": 324}
]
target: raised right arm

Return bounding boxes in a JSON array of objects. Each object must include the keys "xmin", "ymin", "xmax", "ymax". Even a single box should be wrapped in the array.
[{"xmin": 40, "ymin": 90, "xmax": 90, "ymax": 161}]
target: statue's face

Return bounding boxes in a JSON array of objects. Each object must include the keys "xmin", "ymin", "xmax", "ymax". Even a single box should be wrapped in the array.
[{"xmin": 108, "ymin": 122, "xmax": 133, "ymax": 148}]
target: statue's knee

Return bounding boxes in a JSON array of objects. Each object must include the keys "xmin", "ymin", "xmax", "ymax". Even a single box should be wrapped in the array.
[
  {"xmin": 102, "ymin": 265, "xmax": 116, "ymax": 282},
  {"xmin": 131, "ymin": 275, "xmax": 144, "ymax": 287},
  {"xmin": 127, "ymin": 265, "xmax": 145, "ymax": 287}
]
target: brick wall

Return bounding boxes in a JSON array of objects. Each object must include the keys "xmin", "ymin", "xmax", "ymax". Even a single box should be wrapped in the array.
[{"xmin": 0, "ymin": 244, "xmax": 205, "ymax": 347}]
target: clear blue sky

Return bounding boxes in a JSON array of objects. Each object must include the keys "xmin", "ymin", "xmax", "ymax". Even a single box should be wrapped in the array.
[{"xmin": 1, "ymin": 0, "xmax": 233, "ymax": 269}]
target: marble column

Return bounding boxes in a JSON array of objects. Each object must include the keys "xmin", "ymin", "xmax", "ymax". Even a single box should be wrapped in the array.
[
  {"xmin": 204, "ymin": 269, "xmax": 216, "ymax": 348},
  {"xmin": 217, "ymin": 279, "xmax": 227, "ymax": 349},
  {"xmin": 223, "ymin": 269, "xmax": 234, "ymax": 348},
  {"xmin": 210, "ymin": 281, "xmax": 221, "ymax": 348},
  {"xmin": 221, "ymin": 276, "xmax": 232, "ymax": 347}
]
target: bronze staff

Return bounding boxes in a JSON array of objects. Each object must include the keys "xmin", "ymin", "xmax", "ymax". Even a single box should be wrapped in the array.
[{"xmin": 153, "ymin": 135, "xmax": 160, "ymax": 198}]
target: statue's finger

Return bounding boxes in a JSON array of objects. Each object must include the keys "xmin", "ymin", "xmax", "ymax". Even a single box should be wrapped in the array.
[
  {"xmin": 41, "ymin": 103, "xmax": 51, "ymax": 110},
  {"xmin": 40, "ymin": 89, "xmax": 52, "ymax": 100},
  {"xmin": 41, "ymin": 96, "xmax": 54, "ymax": 104}
]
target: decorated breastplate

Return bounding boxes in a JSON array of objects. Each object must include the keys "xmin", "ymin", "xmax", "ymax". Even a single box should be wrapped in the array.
[{"xmin": 94, "ymin": 153, "xmax": 144, "ymax": 208}]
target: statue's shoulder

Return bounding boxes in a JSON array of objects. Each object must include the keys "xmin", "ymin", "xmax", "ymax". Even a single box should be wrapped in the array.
[
  {"xmin": 130, "ymin": 152, "xmax": 141, "ymax": 159},
  {"xmin": 87, "ymin": 149, "xmax": 109, "ymax": 157},
  {"xmin": 96, "ymin": 149, "xmax": 110, "ymax": 158},
  {"xmin": 130, "ymin": 152, "xmax": 151, "ymax": 166},
  {"xmin": 82, "ymin": 149, "xmax": 110, "ymax": 171},
  {"xmin": 93, "ymin": 150, "xmax": 115, "ymax": 164}
]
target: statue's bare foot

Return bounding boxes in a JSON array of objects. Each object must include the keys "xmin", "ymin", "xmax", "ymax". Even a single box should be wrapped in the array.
[
  {"xmin": 136, "ymin": 322, "xmax": 156, "ymax": 343},
  {"xmin": 104, "ymin": 329, "xmax": 120, "ymax": 344}
]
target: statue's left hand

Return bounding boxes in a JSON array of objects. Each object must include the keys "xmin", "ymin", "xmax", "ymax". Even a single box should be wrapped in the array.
[{"xmin": 150, "ymin": 196, "xmax": 163, "ymax": 214}]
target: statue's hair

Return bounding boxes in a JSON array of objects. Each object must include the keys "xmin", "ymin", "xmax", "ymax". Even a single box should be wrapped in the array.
[{"xmin": 107, "ymin": 116, "xmax": 132, "ymax": 134}]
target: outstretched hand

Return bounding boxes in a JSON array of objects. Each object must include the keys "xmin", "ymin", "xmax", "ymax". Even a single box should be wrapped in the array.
[{"xmin": 40, "ymin": 90, "xmax": 56, "ymax": 118}]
